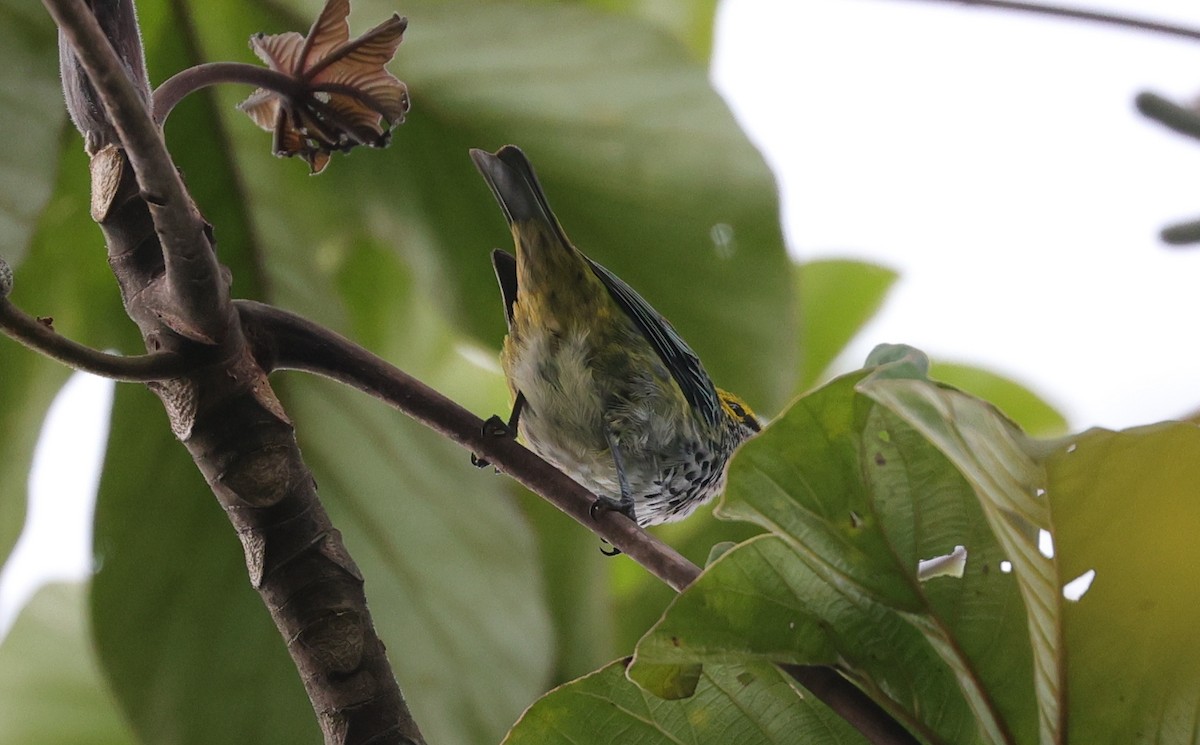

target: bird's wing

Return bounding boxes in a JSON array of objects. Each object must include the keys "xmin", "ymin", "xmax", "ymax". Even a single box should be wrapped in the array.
[
  {"xmin": 491, "ymin": 249, "xmax": 519, "ymax": 330},
  {"xmin": 585, "ymin": 256, "xmax": 722, "ymax": 428}
]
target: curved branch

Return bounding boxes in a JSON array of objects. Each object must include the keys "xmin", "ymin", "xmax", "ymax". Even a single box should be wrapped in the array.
[
  {"xmin": 235, "ymin": 299, "xmax": 919, "ymax": 745},
  {"xmin": 890, "ymin": 0, "xmax": 1200, "ymax": 42},
  {"xmin": 235, "ymin": 299, "xmax": 700, "ymax": 591},
  {"xmin": 0, "ymin": 297, "xmax": 190, "ymax": 381},
  {"xmin": 153, "ymin": 62, "xmax": 305, "ymax": 124}
]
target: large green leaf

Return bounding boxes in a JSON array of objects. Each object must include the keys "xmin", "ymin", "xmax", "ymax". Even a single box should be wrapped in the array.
[
  {"xmin": 0, "ymin": 0, "xmax": 71, "ymax": 570},
  {"xmin": 0, "ymin": 1, "xmax": 62, "ymax": 259},
  {"xmin": 1042, "ymin": 423, "xmax": 1200, "ymax": 744},
  {"xmin": 929, "ymin": 362, "xmax": 1067, "ymax": 438},
  {"xmin": 0, "ymin": 582, "xmax": 134, "ymax": 745},
  {"xmin": 503, "ymin": 658, "xmax": 863, "ymax": 745},
  {"xmin": 861, "ymin": 355, "xmax": 1065, "ymax": 745},
  {"xmin": 587, "ymin": 0, "xmax": 721, "ymax": 60},
  {"xmin": 797, "ymin": 259, "xmax": 898, "ymax": 389},
  {"xmin": 631, "ymin": 347, "xmax": 1053, "ymax": 744},
  {"xmin": 91, "ymin": 384, "xmax": 321, "ymax": 745}
]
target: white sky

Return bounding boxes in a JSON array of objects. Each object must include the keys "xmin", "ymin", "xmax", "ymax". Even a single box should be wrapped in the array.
[
  {"xmin": 4, "ymin": 0, "xmax": 1200, "ymax": 632},
  {"xmin": 713, "ymin": 0, "xmax": 1200, "ymax": 428}
]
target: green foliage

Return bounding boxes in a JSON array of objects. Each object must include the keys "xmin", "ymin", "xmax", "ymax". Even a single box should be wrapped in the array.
[
  {"xmin": 797, "ymin": 259, "xmax": 898, "ymax": 389},
  {"xmin": 5, "ymin": 0, "xmax": 1191, "ymax": 744},
  {"xmin": 930, "ymin": 362, "xmax": 1068, "ymax": 438},
  {"xmin": 0, "ymin": 583, "xmax": 133, "ymax": 744},
  {"xmin": 503, "ymin": 658, "xmax": 862, "ymax": 745},
  {"xmin": 1, "ymin": 0, "xmax": 796, "ymax": 742},
  {"xmin": 1044, "ymin": 424, "xmax": 1200, "ymax": 744},
  {"xmin": 0, "ymin": 0, "xmax": 69, "ymax": 570}
]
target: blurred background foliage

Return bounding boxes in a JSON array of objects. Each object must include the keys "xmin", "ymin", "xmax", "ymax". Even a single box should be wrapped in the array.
[{"xmin": 0, "ymin": 0, "xmax": 1069, "ymax": 743}]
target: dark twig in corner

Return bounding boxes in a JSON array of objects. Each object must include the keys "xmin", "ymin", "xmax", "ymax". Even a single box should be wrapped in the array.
[
  {"xmin": 890, "ymin": 0, "xmax": 1200, "ymax": 42},
  {"xmin": 1135, "ymin": 92, "xmax": 1200, "ymax": 246}
]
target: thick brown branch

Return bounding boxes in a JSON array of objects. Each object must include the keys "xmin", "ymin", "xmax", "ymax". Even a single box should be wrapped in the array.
[
  {"xmin": 891, "ymin": 0, "xmax": 1200, "ymax": 41},
  {"xmin": 235, "ymin": 300, "xmax": 918, "ymax": 745},
  {"xmin": 47, "ymin": 0, "xmax": 228, "ymax": 344},
  {"xmin": 0, "ymin": 297, "xmax": 190, "ymax": 381},
  {"xmin": 47, "ymin": 2, "xmax": 425, "ymax": 742}
]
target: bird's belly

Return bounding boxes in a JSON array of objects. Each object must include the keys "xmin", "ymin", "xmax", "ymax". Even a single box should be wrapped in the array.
[{"xmin": 505, "ymin": 325, "xmax": 724, "ymax": 525}]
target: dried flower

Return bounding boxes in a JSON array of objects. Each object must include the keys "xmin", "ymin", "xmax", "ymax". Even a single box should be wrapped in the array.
[{"xmin": 238, "ymin": 0, "xmax": 409, "ymax": 173}]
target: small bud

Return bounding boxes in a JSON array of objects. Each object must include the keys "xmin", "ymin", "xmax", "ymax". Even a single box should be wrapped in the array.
[{"xmin": 0, "ymin": 256, "xmax": 12, "ymax": 298}]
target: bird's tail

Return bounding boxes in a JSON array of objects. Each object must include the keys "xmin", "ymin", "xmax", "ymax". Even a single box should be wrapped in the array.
[{"xmin": 470, "ymin": 145, "xmax": 571, "ymax": 248}]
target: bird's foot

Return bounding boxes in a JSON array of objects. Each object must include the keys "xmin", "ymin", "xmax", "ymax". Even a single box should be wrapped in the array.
[
  {"xmin": 589, "ymin": 495, "xmax": 637, "ymax": 522},
  {"xmin": 470, "ymin": 414, "xmax": 515, "ymax": 468},
  {"xmin": 592, "ymin": 498, "xmax": 636, "ymax": 556}
]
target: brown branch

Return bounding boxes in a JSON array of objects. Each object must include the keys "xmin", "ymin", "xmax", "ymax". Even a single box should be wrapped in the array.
[
  {"xmin": 1136, "ymin": 91, "xmax": 1200, "ymax": 142},
  {"xmin": 48, "ymin": 0, "xmax": 228, "ymax": 344},
  {"xmin": 235, "ymin": 299, "xmax": 701, "ymax": 591},
  {"xmin": 235, "ymin": 300, "xmax": 919, "ymax": 745},
  {"xmin": 153, "ymin": 62, "xmax": 305, "ymax": 124},
  {"xmin": 890, "ymin": 0, "xmax": 1200, "ymax": 42},
  {"xmin": 45, "ymin": 2, "xmax": 424, "ymax": 743},
  {"xmin": 0, "ymin": 296, "xmax": 190, "ymax": 381}
]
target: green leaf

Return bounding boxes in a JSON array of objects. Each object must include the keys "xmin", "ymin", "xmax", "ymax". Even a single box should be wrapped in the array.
[
  {"xmin": 0, "ymin": 1, "xmax": 63, "ymax": 264},
  {"xmin": 0, "ymin": 146, "xmax": 133, "ymax": 573},
  {"xmin": 0, "ymin": 582, "xmax": 134, "ymax": 745},
  {"xmin": 586, "ymin": 0, "xmax": 720, "ymax": 60},
  {"xmin": 797, "ymin": 259, "xmax": 898, "ymax": 389},
  {"xmin": 930, "ymin": 362, "xmax": 1068, "ymax": 438},
  {"xmin": 1042, "ymin": 424, "xmax": 1200, "ymax": 744},
  {"xmin": 861, "ymin": 375, "xmax": 1064, "ymax": 745},
  {"xmin": 92, "ymin": 385, "xmax": 321, "ymax": 745},
  {"xmin": 503, "ymin": 658, "xmax": 864, "ymax": 745},
  {"xmin": 634, "ymin": 353, "xmax": 1057, "ymax": 744},
  {"xmin": 0, "ymin": 0, "xmax": 70, "ymax": 570}
]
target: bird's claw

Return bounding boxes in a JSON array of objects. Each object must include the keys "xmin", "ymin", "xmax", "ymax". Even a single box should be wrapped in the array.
[
  {"xmin": 599, "ymin": 540, "xmax": 622, "ymax": 557},
  {"xmin": 589, "ymin": 496, "xmax": 637, "ymax": 522},
  {"xmin": 471, "ymin": 414, "xmax": 514, "ymax": 469}
]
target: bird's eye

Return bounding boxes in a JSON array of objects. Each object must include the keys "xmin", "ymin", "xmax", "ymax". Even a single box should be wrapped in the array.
[{"xmin": 728, "ymin": 401, "xmax": 744, "ymax": 417}]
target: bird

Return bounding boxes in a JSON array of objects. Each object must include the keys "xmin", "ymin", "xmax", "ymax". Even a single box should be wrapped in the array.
[{"xmin": 469, "ymin": 145, "xmax": 761, "ymax": 528}]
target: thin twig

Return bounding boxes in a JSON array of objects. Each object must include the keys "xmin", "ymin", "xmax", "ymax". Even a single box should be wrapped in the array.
[
  {"xmin": 46, "ymin": 0, "xmax": 229, "ymax": 344},
  {"xmin": 1136, "ymin": 91, "xmax": 1200, "ymax": 142},
  {"xmin": 0, "ymin": 297, "xmax": 191, "ymax": 381},
  {"xmin": 890, "ymin": 0, "xmax": 1200, "ymax": 42},
  {"xmin": 153, "ymin": 62, "xmax": 304, "ymax": 124},
  {"xmin": 1160, "ymin": 218, "xmax": 1200, "ymax": 246}
]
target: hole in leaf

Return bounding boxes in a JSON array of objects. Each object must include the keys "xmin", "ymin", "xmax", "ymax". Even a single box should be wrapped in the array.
[
  {"xmin": 917, "ymin": 545, "xmax": 967, "ymax": 581},
  {"xmin": 1063, "ymin": 569, "xmax": 1096, "ymax": 601},
  {"xmin": 1038, "ymin": 529, "xmax": 1055, "ymax": 559},
  {"xmin": 1000, "ymin": 560, "xmax": 1013, "ymax": 573}
]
